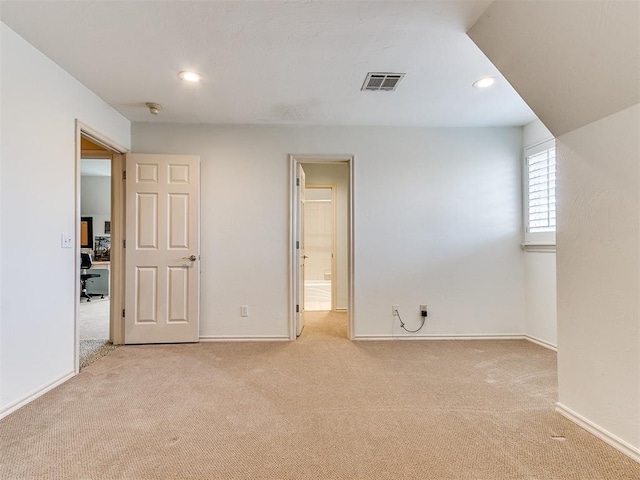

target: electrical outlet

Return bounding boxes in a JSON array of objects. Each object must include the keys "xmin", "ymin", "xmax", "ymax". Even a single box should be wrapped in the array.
[
  {"xmin": 392, "ymin": 305, "xmax": 400, "ymax": 317},
  {"xmin": 420, "ymin": 304, "xmax": 428, "ymax": 313},
  {"xmin": 241, "ymin": 305, "xmax": 249, "ymax": 317}
]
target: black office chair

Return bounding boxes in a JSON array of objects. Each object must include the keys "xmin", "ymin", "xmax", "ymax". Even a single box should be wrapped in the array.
[{"xmin": 80, "ymin": 253, "xmax": 100, "ymax": 302}]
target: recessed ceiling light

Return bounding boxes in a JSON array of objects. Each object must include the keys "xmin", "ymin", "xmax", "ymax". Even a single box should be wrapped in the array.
[
  {"xmin": 178, "ymin": 71, "xmax": 202, "ymax": 82},
  {"xmin": 473, "ymin": 76, "xmax": 495, "ymax": 88}
]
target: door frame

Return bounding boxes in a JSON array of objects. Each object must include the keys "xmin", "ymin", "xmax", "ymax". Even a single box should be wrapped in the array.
[
  {"xmin": 289, "ymin": 154, "xmax": 355, "ymax": 340},
  {"xmin": 75, "ymin": 121, "xmax": 128, "ymax": 373},
  {"xmin": 304, "ymin": 184, "xmax": 337, "ymax": 312}
]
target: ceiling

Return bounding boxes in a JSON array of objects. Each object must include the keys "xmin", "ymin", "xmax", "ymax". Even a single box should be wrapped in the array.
[
  {"xmin": 469, "ymin": 0, "xmax": 640, "ymax": 137},
  {"xmin": 0, "ymin": 0, "xmax": 536, "ymax": 127}
]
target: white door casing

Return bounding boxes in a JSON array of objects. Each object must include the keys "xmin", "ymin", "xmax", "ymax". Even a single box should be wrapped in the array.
[
  {"xmin": 125, "ymin": 154, "xmax": 200, "ymax": 344},
  {"xmin": 290, "ymin": 155, "xmax": 355, "ymax": 341},
  {"xmin": 296, "ymin": 164, "xmax": 307, "ymax": 336}
]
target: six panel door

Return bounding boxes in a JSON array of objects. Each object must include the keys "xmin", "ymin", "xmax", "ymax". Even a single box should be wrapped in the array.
[{"xmin": 124, "ymin": 154, "xmax": 200, "ymax": 344}]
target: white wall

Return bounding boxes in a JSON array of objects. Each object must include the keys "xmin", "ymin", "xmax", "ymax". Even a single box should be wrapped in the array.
[
  {"xmin": 556, "ymin": 103, "xmax": 640, "ymax": 452},
  {"xmin": 81, "ymin": 175, "xmax": 111, "ymax": 237},
  {"xmin": 132, "ymin": 123, "xmax": 525, "ymax": 339},
  {"xmin": 523, "ymin": 119, "xmax": 553, "ymax": 149},
  {"xmin": 522, "ymin": 119, "xmax": 557, "ymax": 347},
  {"xmin": 523, "ymin": 253, "xmax": 557, "ymax": 346},
  {"xmin": 0, "ymin": 23, "xmax": 130, "ymax": 413},
  {"xmin": 301, "ymin": 163, "xmax": 348, "ymax": 310}
]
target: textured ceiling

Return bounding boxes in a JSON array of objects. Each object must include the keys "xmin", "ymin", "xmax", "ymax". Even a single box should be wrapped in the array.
[
  {"xmin": 0, "ymin": 0, "xmax": 536, "ymax": 127},
  {"xmin": 469, "ymin": 0, "xmax": 640, "ymax": 137}
]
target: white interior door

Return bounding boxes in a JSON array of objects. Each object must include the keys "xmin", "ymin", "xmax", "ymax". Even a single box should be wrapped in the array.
[
  {"xmin": 125, "ymin": 154, "xmax": 200, "ymax": 344},
  {"xmin": 296, "ymin": 164, "xmax": 307, "ymax": 336}
]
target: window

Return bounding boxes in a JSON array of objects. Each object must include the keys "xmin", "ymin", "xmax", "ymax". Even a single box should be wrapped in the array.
[{"xmin": 524, "ymin": 138, "xmax": 556, "ymax": 246}]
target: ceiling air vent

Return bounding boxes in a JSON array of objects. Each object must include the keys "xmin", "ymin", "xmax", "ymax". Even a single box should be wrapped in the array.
[{"xmin": 361, "ymin": 72, "xmax": 405, "ymax": 92}]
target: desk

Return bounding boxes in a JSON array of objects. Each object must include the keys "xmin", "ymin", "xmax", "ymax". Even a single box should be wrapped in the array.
[{"xmin": 87, "ymin": 262, "xmax": 110, "ymax": 297}]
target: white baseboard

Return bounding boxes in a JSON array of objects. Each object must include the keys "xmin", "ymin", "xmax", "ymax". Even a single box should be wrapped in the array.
[
  {"xmin": 556, "ymin": 402, "xmax": 640, "ymax": 463},
  {"xmin": 525, "ymin": 335, "xmax": 557, "ymax": 351},
  {"xmin": 0, "ymin": 370, "xmax": 75, "ymax": 420},
  {"xmin": 354, "ymin": 334, "xmax": 526, "ymax": 341},
  {"xmin": 199, "ymin": 335, "xmax": 290, "ymax": 342}
]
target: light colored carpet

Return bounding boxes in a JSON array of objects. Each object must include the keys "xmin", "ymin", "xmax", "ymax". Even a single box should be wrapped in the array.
[
  {"xmin": 79, "ymin": 296, "xmax": 110, "ymax": 340},
  {"xmin": 1, "ymin": 312, "xmax": 638, "ymax": 479},
  {"xmin": 79, "ymin": 296, "xmax": 114, "ymax": 369},
  {"xmin": 79, "ymin": 340, "xmax": 118, "ymax": 370}
]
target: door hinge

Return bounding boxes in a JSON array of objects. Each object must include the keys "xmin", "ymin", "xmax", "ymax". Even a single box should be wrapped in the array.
[
  {"xmin": 296, "ymin": 240, "xmax": 299, "ymax": 249},
  {"xmin": 123, "ymin": 239, "xmax": 126, "ymax": 248},
  {"xmin": 296, "ymin": 177, "xmax": 300, "ymax": 186},
  {"xmin": 122, "ymin": 308, "xmax": 125, "ymax": 318},
  {"xmin": 123, "ymin": 170, "xmax": 126, "ymax": 180},
  {"xmin": 296, "ymin": 304, "xmax": 299, "ymax": 313}
]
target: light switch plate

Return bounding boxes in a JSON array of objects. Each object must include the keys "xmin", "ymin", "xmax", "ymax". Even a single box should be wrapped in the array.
[{"xmin": 61, "ymin": 233, "xmax": 73, "ymax": 248}]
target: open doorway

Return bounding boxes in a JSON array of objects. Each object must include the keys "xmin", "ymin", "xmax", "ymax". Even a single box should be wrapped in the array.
[
  {"xmin": 75, "ymin": 122, "xmax": 127, "ymax": 371},
  {"xmin": 290, "ymin": 156, "xmax": 354, "ymax": 340},
  {"xmin": 79, "ymin": 141, "xmax": 112, "ymax": 367},
  {"xmin": 77, "ymin": 136, "xmax": 113, "ymax": 368}
]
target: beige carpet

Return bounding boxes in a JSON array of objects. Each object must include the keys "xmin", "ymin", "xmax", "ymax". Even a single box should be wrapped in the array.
[
  {"xmin": 79, "ymin": 340, "xmax": 118, "ymax": 370},
  {"xmin": 1, "ymin": 312, "xmax": 638, "ymax": 479}
]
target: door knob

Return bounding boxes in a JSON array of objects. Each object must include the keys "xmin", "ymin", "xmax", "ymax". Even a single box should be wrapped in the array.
[{"xmin": 182, "ymin": 255, "xmax": 197, "ymax": 261}]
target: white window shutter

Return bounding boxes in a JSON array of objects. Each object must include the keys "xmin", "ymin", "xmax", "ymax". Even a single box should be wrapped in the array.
[{"xmin": 524, "ymin": 139, "xmax": 556, "ymax": 245}]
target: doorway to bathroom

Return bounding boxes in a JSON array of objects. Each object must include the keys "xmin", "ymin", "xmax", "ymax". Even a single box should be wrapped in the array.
[
  {"xmin": 291, "ymin": 156, "xmax": 354, "ymax": 340},
  {"xmin": 303, "ymin": 186, "xmax": 335, "ymax": 312}
]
